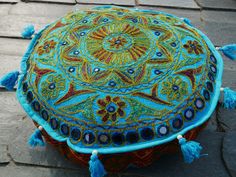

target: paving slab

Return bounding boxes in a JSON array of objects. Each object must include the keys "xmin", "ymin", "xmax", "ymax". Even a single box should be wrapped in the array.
[
  {"xmin": 205, "ymin": 112, "xmax": 217, "ymax": 131},
  {"xmin": 0, "ymin": 0, "xmax": 18, "ymax": 3},
  {"xmin": 0, "ymin": 123, "xmax": 18, "ymax": 145},
  {"xmin": 222, "ymin": 131, "xmax": 236, "ymax": 177},
  {"xmin": 0, "ymin": 15, "xmax": 56, "ymax": 38},
  {"xmin": 202, "ymin": 21, "xmax": 236, "ymax": 46},
  {"xmin": 218, "ymin": 107, "xmax": 236, "ymax": 131},
  {"xmin": 0, "ymin": 144, "xmax": 10, "ymax": 164},
  {"xmin": 222, "ymin": 55, "xmax": 236, "ymax": 71},
  {"xmin": 217, "ymin": 106, "xmax": 236, "ymax": 132},
  {"xmin": 222, "ymin": 70, "xmax": 236, "ymax": 91},
  {"xmin": 0, "ymin": 38, "xmax": 29, "ymax": 56},
  {"xmin": 22, "ymin": 0, "xmax": 76, "ymax": 4},
  {"xmin": 201, "ymin": 10, "xmax": 236, "ymax": 24},
  {"xmin": 0, "ymin": 163, "xmax": 87, "ymax": 177},
  {"xmin": 0, "ymin": 91, "xmax": 26, "ymax": 144},
  {"xmin": 77, "ymin": 0, "xmax": 135, "ymax": 6},
  {"xmin": 9, "ymin": 2, "xmax": 73, "ymax": 17},
  {"xmin": 138, "ymin": 0, "xmax": 200, "ymax": 9},
  {"xmin": 0, "ymin": 92, "xmax": 25, "ymax": 117},
  {"xmin": 125, "ymin": 131, "xmax": 229, "ymax": 177},
  {"xmin": 0, "ymin": 163, "xmax": 123, "ymax": 177},
  {"xmin": 0, "ymin": 55, "xmax": 21, "ymax": 76},
  {"xmin": 201, "ymin": 10, "xmax": 236, "ymax": 46},
  {"xmin": 73, "ymin": 3, "xmax": 98, "ymax": 11},
  {"xmin": 0, "ymin": 4, "xmax": 12, "ymax": 15},
  {"xmin": 195, "ymin": 0, "xmax": 236, "ymax": 11}
]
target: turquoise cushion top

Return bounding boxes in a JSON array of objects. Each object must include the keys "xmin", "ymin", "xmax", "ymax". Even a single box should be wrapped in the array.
[{"xmin": 17, "ymin": 6, "xmax": 223, "ymax": 154}]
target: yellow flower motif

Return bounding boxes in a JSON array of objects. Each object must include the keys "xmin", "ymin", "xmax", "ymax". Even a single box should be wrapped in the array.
[{"xmin": 161, "ymin": 76, "xmax": 188, "ymax": 101}]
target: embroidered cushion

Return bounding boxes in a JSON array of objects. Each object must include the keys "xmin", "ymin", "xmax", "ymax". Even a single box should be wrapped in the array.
[{"xmin": 17, "ymin": 5, "xmax": 222, "ymax": 165}]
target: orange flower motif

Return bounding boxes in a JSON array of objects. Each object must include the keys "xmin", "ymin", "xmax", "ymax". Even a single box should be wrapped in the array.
[
  {"xmin": 97, "ymin": 96, "xmax": 126, "ymax": 122},
  {"xmin": 108, "ymin": 36, "xmax": 127, "ymax": 49},
  {"xmin": 183, "ymin": 40, "xmax": 203, "ymax": 55},
  {"xmin": 37, "ymin": 40, "xmax": 56, "ymax": 55}
]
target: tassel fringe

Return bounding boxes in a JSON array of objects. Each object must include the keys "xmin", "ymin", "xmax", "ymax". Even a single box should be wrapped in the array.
[
  {"xmin": 21, "ymin": 24, "xmax": 35, "ymax": 39},
  {"xmin": 221, "ymin": 87, "xmax": 236, "ymax": 109},
  {"xmin": 182, "ymin": 17, "xmax": 192, "ymax": 26},
  {"xmin": 0, "ymin": 71, "xmax": 20, "ymax": 90},
  {"xmin": 219, "ymin": 44, "xmax": 236, "ymax": 60},
  {"xmin": 28, "ymin": 126, "xmax": 45, "ymax": 147},
  {"xmin": 89, "ymin": 150, "xmax": 107, "ymax": 177},
  {"xmin": 177, "ymin": 135, "xmax": 203, "ymax": 164}
]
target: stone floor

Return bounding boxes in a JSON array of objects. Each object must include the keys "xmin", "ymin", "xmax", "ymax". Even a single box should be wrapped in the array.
[{"xmin": 0, "ymin": 0, "xmax": 236, "ymax": 177}]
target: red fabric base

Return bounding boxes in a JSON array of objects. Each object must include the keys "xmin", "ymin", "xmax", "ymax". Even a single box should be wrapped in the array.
[{"xmin": 36, "ymin": 122, "xmax": 207, "ymax": 172}]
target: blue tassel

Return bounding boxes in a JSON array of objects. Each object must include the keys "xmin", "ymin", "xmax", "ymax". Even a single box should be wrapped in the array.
[
  {"xmin": 21, "ymin": 24, "xmax": 35, "ymax": 39},
  {"xmin": 219, "ymin": 44, "xmax": 236, "ymax": 60},
  {"xmin": 28, "ymin": 126, "xmax": 45, "ymax": 147},
  {"xmin": 222, "ymin": 87, "xmax": 236, "ymax": 109},
  {"xmin": 89, "ymin": 150, "xmax": 107, "ymax": 177},
  {"xmin": 0, "ymin": 71, "xmax": 20, "ymax": 90},
  {"xmin": 178, "ymin": 135, "xmax": 203, "ymax": 164},
  {"xmin": 182, "ymin": 18, "xmax": 192, "ymax": 26}
]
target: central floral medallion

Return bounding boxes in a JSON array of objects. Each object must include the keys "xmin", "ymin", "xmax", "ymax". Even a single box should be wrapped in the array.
[
  {"xmin": 86, "ymin": 22, "xmax": 151, "ymax": 67},
  {"xmin": 104, "ymin": 33, "xmax": 132, "ymax": 51}
]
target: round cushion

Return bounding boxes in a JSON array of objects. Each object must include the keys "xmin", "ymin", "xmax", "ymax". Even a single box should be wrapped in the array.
[{"xmin": 17, "ymin": 5, "xmax": 222, "ymax": 160}]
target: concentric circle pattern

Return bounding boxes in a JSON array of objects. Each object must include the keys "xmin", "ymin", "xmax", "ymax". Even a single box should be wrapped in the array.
[{"xmin": 18, "ymin": 6, "xmax": 222, "ymax": 153}]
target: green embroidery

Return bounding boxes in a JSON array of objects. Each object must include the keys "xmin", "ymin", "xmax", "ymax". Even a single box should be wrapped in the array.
[
  {"xmin": 161, "ymin": 76, "xmax": 188, "ymax": 101},
  {"xmin": 41, "ymin": 74, "xmax": 66, "ymax": 100},
  {"xmin": 176, "ymin": 55, "xmax": 202, "ymax": 70},
  {"xmin": 58, "ymin": 95, "xmax": 99, "ymax": 122},
  {"xmin": 126, "ymin": 98, "xmax": 168, "ymax": 121},
  {"xmin": 37, "ymin": 57, "xmax": 55, "ymax": 66}
]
